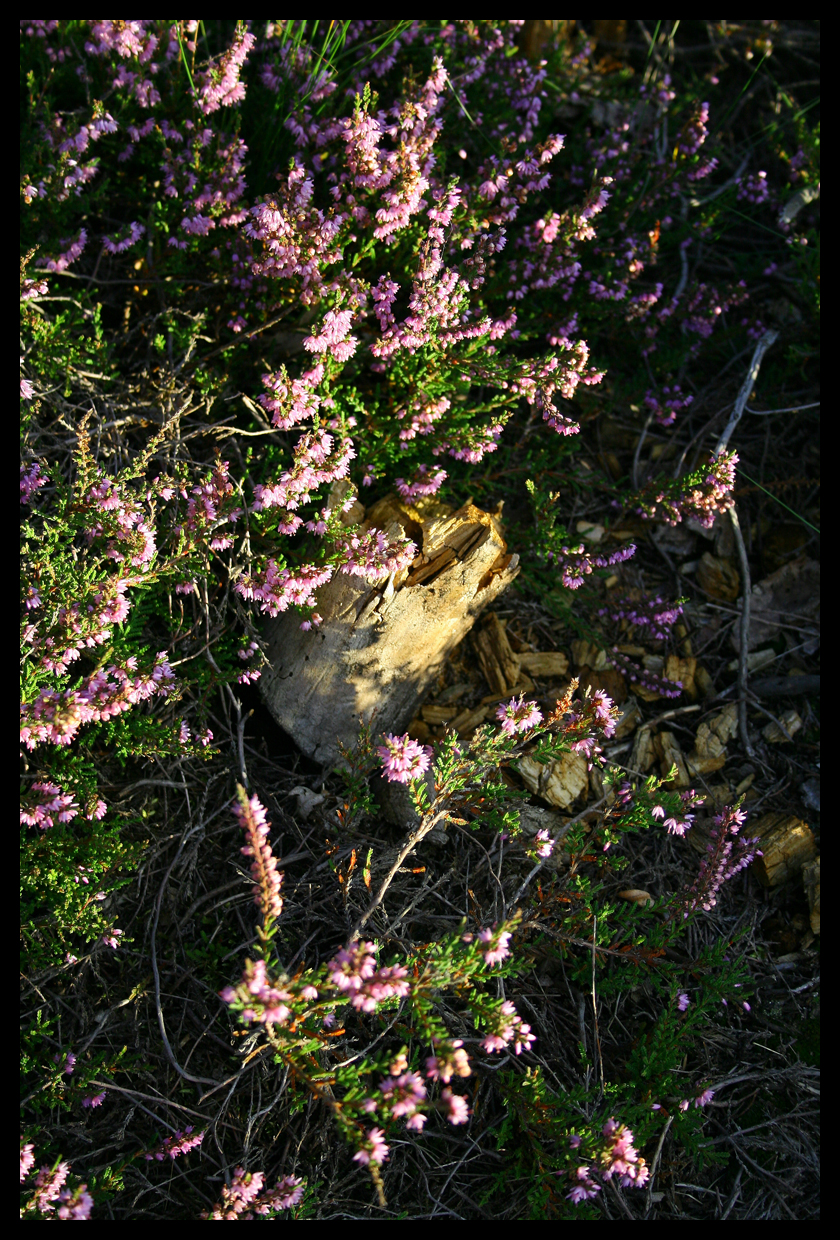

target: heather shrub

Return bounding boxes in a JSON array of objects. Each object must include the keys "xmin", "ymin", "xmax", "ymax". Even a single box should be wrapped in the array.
[{"xmin": 21, "ymin": 20, "xmax": 818, "ymax": 1219}]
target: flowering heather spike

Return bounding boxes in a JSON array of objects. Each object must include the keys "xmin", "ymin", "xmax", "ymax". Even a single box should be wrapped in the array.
[
  {"xmin": 679, "ymin": 803, "xmax": 762, "ymax": 916},
  {"xmin": 232, "ymin": 785, "xmax": 283, "ymax": 924},
  {"xmin": 203, "ymin": 1167, "xmax": 292, "ymax": 1220},
  {"xmin": 630, "ymin": 451, "xmax": 739, "ymax": 529},
  {"xmin": 20, "ymin": 1142, "xmax": 35, "ymax": 1184},
  {"xmin": 144, "ymin": 1126, "xmax": 205, "ymax": 1161}
]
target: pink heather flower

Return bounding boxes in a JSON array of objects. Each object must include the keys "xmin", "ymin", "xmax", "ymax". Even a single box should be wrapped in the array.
[
  {"xmin": 426, "ymin": 1040, "xmax": 471, "ymax": 1083},
  {"xmin": 496, "ymin": 694, "xmax": 543, "ymax": 737},
  {"xmin": 336, "ymin": 525, "xmax": 417, "ymax": 583},
  {"xmin": 478, "ymin": 927, "xmax": 512, "ymax": 966},
  {"xmin": 326, "ymin": 941, "xmax": 377, "ymax": 993},
  {"xmin": 379, "ymin": 1071, "xmax": 426, "ymax": 1121},
  {"xmin": 694, "ymin": 1088, "xmax": 715, "ymax": 1108},
  {"xmin": 677, "ymin": 992, "xmax": 690, "ymax": 1012},
  {"xmin": 20, "ymin": 461, "xmax": 47, "ymax": 503},
  {"xmin": 376, "ymin": 732, "xmax": 432, "ymax": 784},
  {"xmin": 82, "ymin": 1091, "xmax": 106, "ymax": 1108},
  {"xmin": 441, "ymin": 1087, "xmax": 470, "ymax": 1125},
  {"xmin": 55, "ymin": 1183, "xmax": 94, "ymax": 1221},
  {"xmin": 21, "ymin": 1143, "xmax": 35, "ymax": 1183},
  {"xmin": 144, "ymin": 1126, "xmax": 205, "ymax": 1161},
  {"xmin": 534, "ymin": 828, "xmax": 555, "ymax": 858},
  {"xmin": 233, "ymin": 788, "xmax": 284, "ymax": 923},
  {"xmin": 598, "ymin": 1118, "xmax": 649, "ymax": 1188},
  {"xmin": 349, "ymin": 962, "xmax": 411, "ymax": 1012},
  {"xmin": 32, "ymin": 1159, "xmax": 71, "ymax": 1212},
  {"xmin": 253, "ymin": 1175, "xmax": 305, "ymax": 1214},
  {"xmin": 352, "ymin": 1128, "xmax": 389, "ymax": 1165},
  {"xmin": 54, "ymin": 1051, "xmax": 77, "ymax": 1075},
  {"xmin": 481, "ymin": 999, "xmax": 536, "ymax": 1055}
]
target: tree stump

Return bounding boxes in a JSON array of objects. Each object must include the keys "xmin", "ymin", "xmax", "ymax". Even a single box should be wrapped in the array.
[{"xmin": 259, "ymin": 493, "xmax": 520, "ymax": 768}]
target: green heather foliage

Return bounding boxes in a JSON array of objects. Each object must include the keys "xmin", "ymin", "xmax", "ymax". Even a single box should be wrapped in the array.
[{"xmin": 21, "ymin": 20, "xmax": 818, "ymax": 1220}]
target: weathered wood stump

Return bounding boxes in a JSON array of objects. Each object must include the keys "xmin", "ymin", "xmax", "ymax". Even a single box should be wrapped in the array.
[{"xmin": 260, "ymin": 492, "xmax": 520, "ymax": 768}]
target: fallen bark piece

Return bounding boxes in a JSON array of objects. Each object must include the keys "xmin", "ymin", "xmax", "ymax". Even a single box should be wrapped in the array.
[
  {"xmin": 687, "ymin": 704, "xmax": 738, "ymax": 775},
  {"xmin": 762, "ymin": 708, "xmax": 802, "ymax": 743},
  {"xmin": 260, "ymin": 495, "xmax": 519, "ymax": 767},
  {"xmin": 518, "ymin": 651, "xmax": 570, "ymax": 679},
  {"xmin": 750, "ymin": 812, "xmax": 818, "ymax": 888},
  {"xmin": 473, "ymin": 612, "xmax": 520, "ymax": 695},
  {"xmin": 656, "ymin": 731, "xmax": 690, "ymax": 787},
  {"xmin": 517, "ymin": 752, "xmax": 589, "ymax": 809},
  {"xmin": 697, "ymin": 552, "xmax": 740, "ymax": 601}
]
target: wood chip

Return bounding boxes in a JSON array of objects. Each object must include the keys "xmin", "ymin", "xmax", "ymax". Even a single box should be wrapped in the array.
[
  {"xmin": 655, "ymin": 731, "xmax": 690, "ymax": 787},
  {"xmin": 450, "ymin": 704, "xmax": 492, "ymax": 735},
  {"xmin": 750, "ymin": 812, "xmax": 818, "ymax": 888},
  {"xmin": 664, "ymin": 654, "xmax": 697, "ymax": 699},
  {"xmin": 571, "ymin": 639, "xmax": 610, "ymax": 671},
  {"xmin": 473, "ymin": 612, "xmax": 521, "ymax": 695},
  {"xmin": 518, "ymin": 752, "xmax": 589, "ymax": 809},
  {"xmin": 697, "ymin": 552, "xmax": 740, "ymax": 601},
  {"xmin": 421, "ymin": 704, "xmax": 458, "ymax": 724},
  {"xmin": 518, "ymin": 651, "xmax": 570, "ymax": 678}
]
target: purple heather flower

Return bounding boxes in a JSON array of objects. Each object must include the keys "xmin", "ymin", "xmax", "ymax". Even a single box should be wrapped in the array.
[
  {"xmin": 496, "ymin": 694, "xmax": 543, "ymax": 737},
  {"xmin": 376, "ymin": 732, "xmax": 432, "ymax": 783},
  {"xmin": 478, "ymin": 927, "xmax": 512, "ymax": 966},
  {"xmin": 352, "ymin": 1128, "xmax": 389, "ymax": 1165},
  {"xmin": 534, "ymin": 828, "xmax": 555, "ymax": 858},
  {"xmin": 441, "ymin": 1087, "xmax": 470, "ymax": 1125}
]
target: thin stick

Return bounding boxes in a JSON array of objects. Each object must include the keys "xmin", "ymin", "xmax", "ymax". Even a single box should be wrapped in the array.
[
  {"xmin": 713, "ymin": 331, "xmax": 778, "ymax": 759},
  {"xmin": 348, "ymin": 808, "xmax": 449, "ymax": 940},
  {"xmin": 715, "ymin": 328, "xmax": 778, "ymax": 457}
]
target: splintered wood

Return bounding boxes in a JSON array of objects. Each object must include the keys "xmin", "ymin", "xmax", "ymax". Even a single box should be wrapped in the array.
[
  {"xmin": 259, "ymin": 493, "xmax": 519, "ymax": 768},
  {"xmin": 749, "ymin": 812, "xmax": 818, "ymax": 889}
]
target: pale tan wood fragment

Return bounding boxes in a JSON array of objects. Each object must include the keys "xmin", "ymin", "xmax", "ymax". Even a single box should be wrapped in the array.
[
  {"xmin": 421, "ymin": 704, "xmax": 458, "ymax": 724},
  {"xmin": 571, "ymin": 639, "xmax": 610, "ymax": 671},
  {"xmin": 518, "ymin": 752, "xmax": 589, "ymax": 809},
  {"xmin": 656, "ymin": 731, "xmax": 690, "ymax": 787},
  {"xmin": 630, "ymin": 725, "xmax": 657, "ymax": 773},
  {"xmin": 750, "ymin": 812, "xmax": 818, "ymax": 888},
  {"xmin": 518, "ymin": 651, "xmax": 570, "ymax": 678},
  {"xmin": 664, "ymin": 654, "xmax": 697, "ymax": 699},
  {"xmin": 613, "ymin": 697, "xmax": 641, "ymax": 740},
  {"xmin": 450, "ymin": 704, "xmax": 492, "ymax": 735},
  {"xmin": 260, "ymin": 495, "xmax": 519, "ymax": 767},
  {"xmin": 697, "ymin": 551, "xmax": 740, "ymax": 601},
  {"xmin": 473, "ymin": 612, "xmax": 520, "ymax": 695}
]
